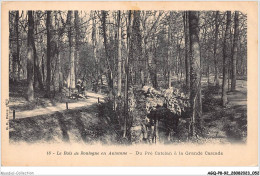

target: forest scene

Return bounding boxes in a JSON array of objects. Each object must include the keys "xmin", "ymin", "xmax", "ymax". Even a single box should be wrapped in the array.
[{"xmin": 8, "ymin": 10, "xmax": 247, "ymax": 145}]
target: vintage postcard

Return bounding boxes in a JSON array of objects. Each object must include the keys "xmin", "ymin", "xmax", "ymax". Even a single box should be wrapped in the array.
[{"xmin": 1, "ymin": 1, "xmax": 258, "ymax": 166}]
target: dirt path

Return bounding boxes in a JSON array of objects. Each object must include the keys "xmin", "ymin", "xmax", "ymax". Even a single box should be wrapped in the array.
[
  {"xmin": 9, "ymin": 91, "xmax": 105, "ymax": 120},
  {"xmin": 9, "ymin": 94, "xmax": 115, "ymax": 144},
  {"xmin": 227, "ymin": 80, "xmax": 247, "ymax": 106},
  {"xmin": 203, "ymin": 79, "xmax": 247, "ymax": 144}
]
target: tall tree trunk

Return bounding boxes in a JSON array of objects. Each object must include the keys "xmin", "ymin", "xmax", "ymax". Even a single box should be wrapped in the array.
[
  {"xmin": 175, "ymin": 36, "xmax": 180, "ymax": 82},
  {"xmin": 144, "ymin": 40, "xmax": 149, "ymax": 85},
  {"xmin": 68, "ymin": 11, "xmax": 76, "ymax": 89},
  {"xmin": 41, "ymin": 54, "xmax": 45, "ymax": 83},
  {"xmin": 213, "ymin": 11, "xmax": 220, "ymax": 87},
  {"xmin": 34, "ymin": 13, "xmax": 39, "ymax": 89},
  {"xmin": 222, "ymin": 11, "xmax": 232, "ymax": 106},
  {"xmin": 231, "ymin": 11, "xmax": 239, "ymax": 91},
  {"xmin": 92, "ymin": 12, "xmax": 99, "ymax": 92},
  {"xmin": 168, "ymin": 12, "xmax": 173, "ymax": 88},
  {"xmin": 101, "ymin": 10, "xmax": 113, "ymax": 97},
  {"xmin": 150, "ymin": 39, "xmax": 158, "ymax": 89},
  {"xmin": 228, "ymin": 61, "xmax": 231, "ymax": 91},
  {"xmin": 132, "ymin": 10, "xmax": 142, "ymax": 86},
  {"xmin": 46, "ymin": 11, "xmax": 52, "ymax": 97},
  {"xmin": 142, "ymin": 20, "xmax": 148, "ymax": 85},
  {"xmin": 123, "ymin": 10, "xmax": 132, "ymax": 138},
  {"xmin": 189, "ymin": 11, "xmax": 202, "ymax": 137},
  {"xmin": 176, "ymin": 43, "xmax": 181, "ymax": 82},
  {"xmin": 33, "ymin": 14, "xmax": 44, "ymax": 90},
  {"xmin": 74, "ymin": 11, "xmax": 80, "ymax": 83},
  {"xmin": 207, "ymin": 57, "xmax": 210, "ymax": 86},
  {"xmin": 183, "ymin": 11, "xmax": 190, "ymax": 91},
  {"xmin": 54, "ymin": 13, "xmax": 63, "ymax": 92},
  {"xmin": 57, "ymin": 51, "xmax": 62, "ymax": 92},
  {"xmin": 33, "ymin": 40, "xmax": 44, "ymax": 90},
  {"xmin": 27, "ymin": 11, "xmax": 34, "ymax": 101},
  {"xmin": 117, "ymin": 10, "xmax": 122, "ymax": 96},
  {"xmin": 9, "ymin": 12, "xmax": 12, "ymax": 81},
  {"xmin": 15, "ymin": 11, "xmax": 20, "ymax": 81}
]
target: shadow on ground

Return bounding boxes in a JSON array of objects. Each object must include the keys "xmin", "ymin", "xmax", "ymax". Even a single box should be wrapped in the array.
[{"xmin": 9, "ymin": 104, "xmax": 115, "ymax": 144}]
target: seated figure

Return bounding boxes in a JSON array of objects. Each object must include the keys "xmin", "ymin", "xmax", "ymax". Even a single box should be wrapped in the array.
[{"xmin": 76, "ymin": 79, "xmax": 86, "ymax": 98}]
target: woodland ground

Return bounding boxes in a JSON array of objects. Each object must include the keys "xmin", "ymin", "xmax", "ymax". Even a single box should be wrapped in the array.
[{"xmin": 9, "ymin": 76, "xmax": 247, "ymax": 145}]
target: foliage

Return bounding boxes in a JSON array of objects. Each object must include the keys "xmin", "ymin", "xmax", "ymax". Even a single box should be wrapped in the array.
[
  {"xmin": 97, "ymin": 98, "xmax": 122, "ymax": 141},
  {"xmin": 202, "ymin": 85, "xmax": 222, "ymax": 112},
  {"xmin": 141, "ymin": 86, "xmax": 189, "ymax": 116},
  {"xmin": 126, "ymin": 86, "xmax": 190, "ymax": 143}
]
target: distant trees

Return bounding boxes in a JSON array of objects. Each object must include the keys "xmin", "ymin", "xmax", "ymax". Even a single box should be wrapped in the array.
[{"xmin": 8, "ymin": 10, "xmax": 247, "ymax": 96}]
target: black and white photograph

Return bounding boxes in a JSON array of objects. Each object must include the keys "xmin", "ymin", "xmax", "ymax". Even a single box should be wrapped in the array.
[
  {"xmin": 1, "ymin": 1, "xmax": 258, "ymax": 171},
  {"xmin": 8, "ymin": 9, "xmax": 248, "ymax": 145}
]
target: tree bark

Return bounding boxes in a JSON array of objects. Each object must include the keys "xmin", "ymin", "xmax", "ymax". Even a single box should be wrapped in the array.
[
  {"xmin": 213, "ymin": 11, "xmax": 220, "ymax": 87},
  {"xmin": 91, "ymin": 12, "xmax": 99, "ymax": 92},
  {"xmin": 150, "ymin": 39, "xmax": 158, "ymax": 89},
  {"xmin": 46, "ymin": 11, "xmax": 52, "ymax": 97},
  {"xmin": 101, "ymin": 10, "xmax": 113, "ymax": 97},
  {"xmin": 132, "ymin": 10, "xmax": 142, "ymax": 86},
  {"xmin": 41, "ymin": 54, "xmax": 45, "ymax": 83},
  {"xmin": 57, "ymin": 51, "xmax": 63, "ymax": 92},
  {"xmin": 144, "ymin": 12, "xmax": 162, "ymax": 85},
  {"xmin": 56, "ymin": 14, "xmax": 63, "ymax": 92},
  {"xmin": 168, "ymin": 12, "xmax": 173, "ymax": 88},
  {"xmin": 33, "ymin": 40, "xmax": 44, "ymax": 90},
  {"xmin": 183, "ymin": 11, "xmax": 190, "ymax": 91},
  {"xmin": 27, "ymin": 11, "xmax": 34, "ymax": 101},
  {"xmin": 15, "ymin": 11, "xmax": 20, "ymax": 81},
  {"xmin": 231, "ymin": 11, "xmax": 239, "ymax": 91},
  {"xmin": 189, "ymin": 11, "xmax": 202, "ymax": 137},
  {"xmin": 33, "ymin": 14, "xmax": 44, "ymax": 90},
  {"xmin": 9, "ymin": 12, "xmax": 12, "ymax": 81},
  {"xmin": 74, "ymin": 11, "xmax": 80, "ymax": 83},
  {"xmin": 67, "ymin": 11, "xmax": 76, "ymax": 89},
  {"xmin": 117, "ymin": 10, "xmax": 122, "ymax": 96},
  {"xmin": 222, "ymin": 11, "xmax": 232, "ymax": 106},
  {"xmin": 176, "ymin": 43, "xmax": 181, "ymax": 82},
  {"xmin": 123, "ymin": 10, "xmax": 132, "ymax": 138}
]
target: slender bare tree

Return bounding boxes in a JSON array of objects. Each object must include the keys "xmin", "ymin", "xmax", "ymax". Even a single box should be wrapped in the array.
[
  {"xmin": 27, "ymin": 11, "xmax": 34, "ymax": 101},
  {"xmin": 213, "ymin": 11, "xmax": 220, "ymax": 87},
  {"xmin": 183, "ymin": 11, "xmax": 190, "ymax": 91},
  {"xmin": 117, "ymin": 10, "xmax": 122, "ymax": 96},
  {"xmin": 46, "ymin": 11, "xmax": 53, "ymax": 97},
  {"xmin": 222, "ymin": 11, "xmax": 232, "ymax": 106},
  {"xmin": 231, "ymin": 11, "xmax": 239, "ymax": 91}
]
